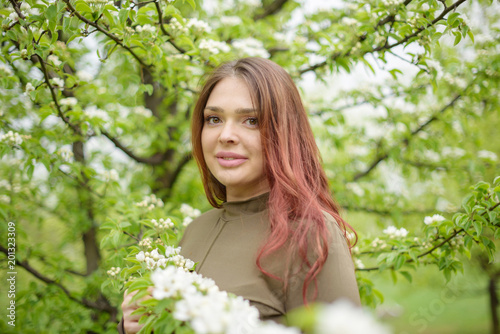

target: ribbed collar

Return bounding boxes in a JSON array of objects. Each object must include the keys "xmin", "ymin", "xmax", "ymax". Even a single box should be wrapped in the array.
[{"xmin": 221, "ymin": 192, "xmax": 269, "ymax": 221}]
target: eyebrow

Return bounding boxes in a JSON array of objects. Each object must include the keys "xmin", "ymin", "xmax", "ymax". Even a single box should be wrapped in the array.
[{"xmin": 204, "ymin": 106, "xmax": 257, "ymax": 114}]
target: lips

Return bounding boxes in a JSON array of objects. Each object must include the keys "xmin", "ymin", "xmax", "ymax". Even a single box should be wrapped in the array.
[{"xmin": 216, "ymin": 151, "xmax": 248, "ymax": 167}]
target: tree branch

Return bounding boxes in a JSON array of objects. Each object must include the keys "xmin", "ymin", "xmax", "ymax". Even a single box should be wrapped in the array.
[
  {"xmin": 254, "ymin": 0, "xmax": 289, "ymax": 21},
  {"xmin": 0, "ymin": 244, "xmax": 114, "ymax": 313},
  {"xmin": 352, "ymin": 94, "xmax": 462, "ymax": 181},
  {"xmin": 154, "ymin": 2, "xmax": 187, "ymax": 54},
  {"xmin": 100, "ymin": 130, "xmax": 167, "ymax": 165},
  {"xmin": 63, "ymin": 0, "xmax": 151, "ymax": 68}
]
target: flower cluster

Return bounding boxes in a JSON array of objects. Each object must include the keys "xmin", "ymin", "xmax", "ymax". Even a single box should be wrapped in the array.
[
  {"xmin": 187, "ymin": 18, "xmax": 211, "ymax": 33},
  {"xmin": 151, "ymin": 218, "xmax": 174, "ymax": 230},
  {"xmin": 107, "ymin": 266, "xmax": 121, "ymax": 277},
  {"xmin": 48, "ymin": 55, "xmax": 62, "ymax": 66},
  {"xmin": 136, "ymin": 24, "xmax": 156, "ymax": 34},
  {"xmin": 57, "ymin": 147, "xmax": 74, "ymax": 162},
  {"xmin": 169, "ymin": 18, "xmax": 189, "ymax": 34},
  {"xmin": 151, "ymin": 266, "xmax": 299, "ymax": 334},
  {"xmin": 220, "ymin": 16, "xmax": 242, "ymax": 26},
  {"xmin": 180, "ymin": 203, "xmax": 201, "ymax": 226},
  {"xmin": 103, "ymin": 169, "xmax": 119, "ymax": 182},
  {"xmin": 354, "ymin": 258, "xmax": 365, "ymax": 269},
  {"xmin": 60, "ymin": 97, "xmax": 78, "ymax": 107},
  {"xmin": 25, "ymin": 82, "xmax": 35, "ymax": 94},
  {"xmin": 136, "ymin": 247, "xmax": 194, "ymax": 271},
  {"xmin": 232, "ymin": 38, "xmax": 270, "ymax": 58},
  {"xmin": 371, "ymin": 237, "xmax": 388, "ymax": 249},
  {"xmin": 381, "ymin": 0, "xmax": 404, "ymax": 7},
  {"xmin": 50, "ymin": 77, "xmax": 65, "ymax": 90},
  {"xmin": 1, "ymin": 131, "xmax": 23, "ymax": 146},
  {"xmin": 133, "ymin": 106, "xmax": 153, "ymax": 117},
  {"xmin": 134, "ymin": 194, "xmax": 164, "ymax": 210},
  {"xmin": 423, "ymin": 214, "xmax": 446, "ymax": 225},
  {"xmin": 341, "ymin": 17, "xmax": 358, "ymax": 26},
  {"xmin": 165, "ymin": 54, "xmax": 190, "ymax": 62},
  {"xmin": 198, "ymin": 39, "xmax": 230, "ymax": 54},
  {"xmin": 77, "ymin": 71, "xmax": 93, "ymax": 82},
  {"xmin": 315, "ymin": 299, "xmax": 391, "ymax": 334},
  {"xmin": 0, "ymin": 63, "xmax": 13, "ymax": 76},
  {"xmin": 84, "ymin": 106, "xmax": 110, "ymax": 122},
  {"xmin": 382, "ymin": 226, "xmax": 409, "ymax": 238},
  {"xmin": 138, "ymin": 237, "xmax": 153, "ymax": 249},
  {"xmin": 478, "ymin": 150, "xmax": 498, "ymax": 162}
]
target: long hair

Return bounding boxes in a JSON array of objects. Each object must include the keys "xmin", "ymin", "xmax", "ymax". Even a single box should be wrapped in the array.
[{"xmin": 191, "ymin": 57, "xmax": 357, "ymax": 305}]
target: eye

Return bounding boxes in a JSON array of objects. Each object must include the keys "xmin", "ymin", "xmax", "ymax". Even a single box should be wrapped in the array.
[
  {"xmin": 205, "ymin": 116, "xmax": 222, "ymax": 125},
  {"xmin": 244, "ymin": 117, "xmax": 258, "ymax": 127}
]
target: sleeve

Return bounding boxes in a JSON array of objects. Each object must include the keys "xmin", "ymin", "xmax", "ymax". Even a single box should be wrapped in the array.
[{"xmin": 284, "ymin": 213, "xmax": 361, "ymax": 313}]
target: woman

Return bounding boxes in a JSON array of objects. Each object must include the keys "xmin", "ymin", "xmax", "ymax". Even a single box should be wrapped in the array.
[{"xmin": 120, "ymin": 57, "xmax": 360, "ymax": 333}]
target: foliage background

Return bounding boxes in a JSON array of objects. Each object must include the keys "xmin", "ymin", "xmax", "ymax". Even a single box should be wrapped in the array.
[{"xmin": 0, "ymin": 0, "xmax": 499, "ymax": 333}]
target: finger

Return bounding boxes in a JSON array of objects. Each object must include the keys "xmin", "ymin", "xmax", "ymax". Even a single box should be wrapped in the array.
[{"xmin": 124, "ymin": 320, "xmax": 144, "ymax": 334}]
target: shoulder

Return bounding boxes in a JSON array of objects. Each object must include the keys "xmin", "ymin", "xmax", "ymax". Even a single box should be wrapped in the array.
[{"xmin": 321, "ymin": 210, "xmax": 350, "ymax": 247}]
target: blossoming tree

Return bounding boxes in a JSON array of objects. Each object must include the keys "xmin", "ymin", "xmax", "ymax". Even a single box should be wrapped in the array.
[{"xmin": 0, "ymin": 0, "xmax": 499, "ymax": 332}]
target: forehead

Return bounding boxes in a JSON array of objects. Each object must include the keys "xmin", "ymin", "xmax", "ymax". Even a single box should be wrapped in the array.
[{"xmin": 206, "ymin": 77, "xmax": 254, "ymax": 109}]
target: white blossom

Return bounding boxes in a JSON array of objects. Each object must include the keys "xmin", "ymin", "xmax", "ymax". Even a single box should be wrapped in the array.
[
  {"xmin": 220, "ymin": 16, "xmax": 242, "ymax": 26},
  {"xmin": 0, "ymin": 131, "xmax": 23, "ymax": 145},
  {"xmin": 232, "ymin": 38, "xmax": 270, "ymax": 58},
  {"xmin": 152, "ymin": 218, "xmax": 174, "ymax": 230},
  {"xmin": 84, "ymin": 105, "xmax": 110, "ymax": 122},
  {"xmin": 59, "ymin": 97, "xmax": 78, "ymax": 107},
  {"xmin": 77, "ymin": 71, "xmax": 93, "ymax": 82},
  {"xmin": 383, "ymin": 226, "xmax": 408, "ymax": 238},
  {"xmin": 198, "ymin": 39, "xmax": 230, "ymax": 54},
  {"xmin": 315, "ymin": 299, "xmax": 391, "ymax": 334},
  {"xmin": 136, "ymin": 251, "xmax": 146, "ymax": 262},
  {"xmin": 346, "ymin": 182, "xmax": 364, "ymax": 196},
  {"xmin": 183, "ymin": 216, "xmax": 193, "ymax": 227},
  {"xmin": 133, "ymin": 106, "xmax": 153, "ymax": 117},
  {"xmin": 0, "ymin": 195, "xmax": 10, "ymax": 203},
  {"xmin": 187, "ymin": 18, "xmax": 211, "ymax": 33},
  {"xmin": 424, "ymin": 214, "xmax": 446, "ymax": 225},
  {"xmin": 169, "ymin": 18, "xmax": 188, "ymax": 34},
  {"xmin": 442, "ymin": 146, "xmax": 465, "ymax": 158},
  {"xmin": 136, "ymin": 24, "xmax": 156, "ymax": 34},
  {"xmin": 134, "ymin": 194, "xmax": 164, "ymax": 210},
  {"xmin": 50, "ymin": 77, "xmax": 65, "ymax": 90},
  {"xmin": 180, "ymin": 203, "xmax": 201, "ymax": 218},
  {"xmin": 103, "ymin": 169, "xmax": 119, "ymax": 182},
  {"xmin": 8, "ymin": 12, "xmax": 19, "ymax": 22},
  {"xmin": 48, "ymin": 55, "xmax": 62, "ymax": 66},
  {"xmin": 57, "ymin": 147, "xmax": 74, "ymax": 162},
  {"xmin": 478, "ymin": 150, "xmax": 498, "ymax": 161},
  {"xmin": 0, "ymin": 63, "xmax": 13, "ymax": 76},
  {"xmin": 341, "ymin": 17, "xmax": 358, "ymax": 26},
  {"xmin": 421, "ymin": 3, "xmax": 430, "ymax": 11},
  {"xmin": 354, "ymin": 258, "xmax": 365, "ymax": 269},
  {"xmin": 25, "ymin": 82, "xmax": 35, "ymax": 94},
  {"xmin": 107, "ymin": 266, "xmax": 121, "ymax": 277}
]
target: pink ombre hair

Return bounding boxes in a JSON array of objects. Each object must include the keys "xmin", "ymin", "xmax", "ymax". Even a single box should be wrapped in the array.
[{"xmin": 191, "ymin": 57, "xmax": 357, "ymax": 305}]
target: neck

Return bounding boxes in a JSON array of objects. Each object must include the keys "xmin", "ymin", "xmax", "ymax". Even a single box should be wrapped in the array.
[{"xmin": 226, "ymin": 183, "xmax": 270, "ymax": 202}]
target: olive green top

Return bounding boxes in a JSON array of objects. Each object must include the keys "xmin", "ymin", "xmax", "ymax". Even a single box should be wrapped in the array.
[
  {"xmin": 118, "ymin": 192, "xmax": 360, "ymax": 332},
  {"xmin": 178, "ymin": 192, "xmax": 361, "ymax": 324}
]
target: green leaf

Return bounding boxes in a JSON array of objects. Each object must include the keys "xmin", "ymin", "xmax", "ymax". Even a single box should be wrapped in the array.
[
  {"xmin": 184, "ymin": 0, "xmax": 196, "ymax": 10},
  {"xmin": 45, "ymin": 4, "xmax": 57, "ymax": 20},
  {"xmin": 472, "ymin": 220, "xmax": 483, "ymax": 236},
  {"xmin": 447, "ymin": 12, "xmax": 460, "ymax": 26},
  {"xmin": 453, "ymin": 32, "xmax": 461, "ymax": 46},
  {"xmin": 393, "ymin": 254, "xmax": 406, "ymax": 270},
  {"xmin": 399, "ymin": 271, "xmax": 412, "ymax": 283}
]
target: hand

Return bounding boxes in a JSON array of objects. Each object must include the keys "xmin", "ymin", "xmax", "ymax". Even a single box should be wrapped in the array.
[{"xmin": 121, "ymin": 287, "xmax": 153, "ymax": 334}]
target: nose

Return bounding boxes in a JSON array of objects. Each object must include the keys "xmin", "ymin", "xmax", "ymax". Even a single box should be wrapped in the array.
[{"xmin": 218, "ymin": 122, "xmax": 239, "ymax": 144}]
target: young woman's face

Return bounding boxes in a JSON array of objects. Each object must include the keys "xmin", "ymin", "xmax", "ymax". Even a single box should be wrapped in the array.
[{"xmin": 201, "ymin": 77, "xmax": 269, "ymax": 201}]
